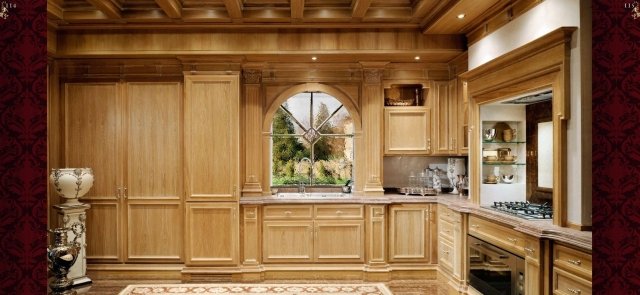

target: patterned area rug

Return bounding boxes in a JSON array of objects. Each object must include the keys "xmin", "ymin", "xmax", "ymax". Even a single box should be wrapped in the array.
[{"xmin": 118, "ymin": 283, "xmax": 393, "ymax": 295}]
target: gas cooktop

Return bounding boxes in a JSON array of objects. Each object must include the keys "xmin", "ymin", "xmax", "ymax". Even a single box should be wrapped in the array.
[{"xmin": 484, "ymin": 201, "xmax": 553, "ymax": 219}]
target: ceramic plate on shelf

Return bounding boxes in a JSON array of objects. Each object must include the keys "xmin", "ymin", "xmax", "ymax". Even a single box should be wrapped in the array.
[{"xmin": 483, "ymin": 180, "xmax": 498, "ymax": 184}]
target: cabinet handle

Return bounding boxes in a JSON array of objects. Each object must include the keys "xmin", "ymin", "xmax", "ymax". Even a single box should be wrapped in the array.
[
  {"xmin": 524, "ymin": 247, "xmax": 534, "ymax": 254},
  {"xmin": 336, "ymin": 210, "xmax": 343, "ymax": 215},
  {"xmin": 284, "ymin": 211, "xmax": 292, "ymax": 216},
  {"xmin": 453, "ymin": 138, "xmax": 457, "ymax": 150},
  {"xmin": 374, "ymin": 211, "xmax": 384, "ymax": 217},
  {"xmin": 427, "ymin": 138, "xmax": 431, "ymax": 152},
  {"xmin": 568, "ymin": 259, "xmax": 582, "ymax": 266},
  {"xmin": 115, "ymin": 187, "xmax": 121, "ymax": 199},
  {"xmin": 507, "ymin": 237, "xmax": 517, "ymax": 243},
  {"xmin": 123, "ymin": 187, "xmax": 128, "ymax": 199},
  {"xmin": 567, "ymin": 288, "xmax": 581, "ymax": 294},
  {"xmin": 471, "ymin": 224, "xmax": 480, "ymax": 229},
  {"xmin": 443, "ymin": 250, "xmax": 450, "ymax": 255}
]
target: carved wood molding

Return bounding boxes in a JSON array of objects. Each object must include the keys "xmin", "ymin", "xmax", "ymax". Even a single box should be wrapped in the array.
[
  {"xmin": 242, "ymin": 70, "xmax": 262, "ymax": 84},
  {"xmin": 363, "ymin": 69, "xmax": 382, "ymax": 84}
]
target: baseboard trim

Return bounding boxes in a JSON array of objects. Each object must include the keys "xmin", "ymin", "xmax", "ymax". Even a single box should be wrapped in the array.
[
  {"xmin": 87, "ymin": 264, "xmax": 184, "ymax": 280},
  {"xmin": 87, "ymin": 263, "xmax": 439, "ymax": 283}
]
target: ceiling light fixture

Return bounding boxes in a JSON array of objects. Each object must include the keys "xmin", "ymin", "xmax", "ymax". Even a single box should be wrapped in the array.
[
  {"xmin": 457, "ymin": 13, "xmax": 465, "ymax": 19},
  {"xmin": 414, "ymin": 56, "xmax": 421, "ymax": 60},
  {"xmin": 311, "ymin": 56, "xmax": 317, "ymax": 61}
]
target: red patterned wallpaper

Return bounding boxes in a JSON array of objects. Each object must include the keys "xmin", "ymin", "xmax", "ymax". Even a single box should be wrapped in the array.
[
  {"xmin": 0, "ymin": 0, "xmax": 48, "ymax": 293},
  {"xmin": 593, "ymin": 0, "xmax": 640, "ymax": 294}
]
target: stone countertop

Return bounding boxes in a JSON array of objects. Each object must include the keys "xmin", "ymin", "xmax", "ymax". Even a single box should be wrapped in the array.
[{"xmin": 240, "ymin": 193, "xmax": 592, "ymax": 251}]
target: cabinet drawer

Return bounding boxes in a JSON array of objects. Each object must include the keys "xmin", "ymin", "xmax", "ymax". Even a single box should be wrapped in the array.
[
  {"xmin": 524, "ymin": 235, "xmax": 541, "ymax": 263},
  {"xmin": 554, "ymin": 244, "xmax": 592, "ymax": 279},
  {"xmin": 438, "ymin": 217, "xmax": 454, "ymax": 242},
  {"xmin": 438, "ymin": 204, "xmax": 460, "ymax": 223},
  {"xmin": 314, "ymin": 205, "xmax": 364, "ymax": 219},
  {"xmin": 263, "ymin": 205, "xmax": 313, "ymax": 219},
  {"xmin": 468, "ymin": 215, "xmax": 525, "ymax": 257},
  {"xmin": 553, "ymin": 267, "xmax": 592, "ymax": 295},
  {"xmin": 438, "ymin": 238, "xmax": 454, "ymax": 273}
]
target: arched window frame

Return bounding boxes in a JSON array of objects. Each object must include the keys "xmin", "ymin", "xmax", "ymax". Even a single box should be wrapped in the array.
[{"xmin": 270, "ymin": 91, "xmax": 354, "ymax": 186}]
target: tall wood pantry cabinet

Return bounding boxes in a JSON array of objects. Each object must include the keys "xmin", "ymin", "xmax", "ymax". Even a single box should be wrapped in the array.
[
  {"xmin": 183, "ymin": 74, "xmax": 240, "ymax": 266},
  {"xmin": 64, "ymin": 82, "xmax": 184, "ymax": 263}
]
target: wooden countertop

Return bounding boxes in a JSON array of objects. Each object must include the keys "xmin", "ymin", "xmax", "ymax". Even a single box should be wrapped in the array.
[{"xmin": 240, "ymin": 193, "xmax": 592, "ymax": 252}]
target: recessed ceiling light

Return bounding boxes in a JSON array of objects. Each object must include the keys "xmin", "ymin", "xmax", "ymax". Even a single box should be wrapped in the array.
[
  {"xmin": 457, "ymin": 13, "xmax": 465, "ymax": 19},
  {"xmin": 311, "ymin": 56, "xmax": 317, "ymax": 61},
  {"xmin": 414, "ymin": 56, "xmax": 421, "ymax": 60}
]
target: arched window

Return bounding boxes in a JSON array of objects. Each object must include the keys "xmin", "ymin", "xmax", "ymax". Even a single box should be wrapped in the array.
[{"xmin": 271, "ymin": 92, "xmax": 354, "ymax": 186}]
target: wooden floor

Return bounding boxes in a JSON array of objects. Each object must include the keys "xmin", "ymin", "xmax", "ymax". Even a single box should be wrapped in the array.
[{"xmin": 78, "ymin": 279, "xmax": 443, "ymax": 294}]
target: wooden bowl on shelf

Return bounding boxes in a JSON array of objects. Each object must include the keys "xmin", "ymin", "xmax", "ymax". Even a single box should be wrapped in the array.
[{"xmin": 385, "ymin": 99, "xmax": 414, "ymax": 106}]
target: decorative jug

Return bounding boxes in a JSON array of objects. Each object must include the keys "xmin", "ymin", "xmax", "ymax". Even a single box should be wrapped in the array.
[{"xmin": 48, "ymin": 228, "xmax": 80, "ymax": 295}]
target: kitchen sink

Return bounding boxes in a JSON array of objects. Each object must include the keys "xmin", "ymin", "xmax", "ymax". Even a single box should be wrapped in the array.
[{"xmin": 276, "ymin": 192, "xmax": 349, "ymax": 198}]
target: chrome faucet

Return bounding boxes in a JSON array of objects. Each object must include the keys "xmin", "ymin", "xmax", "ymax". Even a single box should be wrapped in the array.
[{"xmin": 296, "ymin": 157, "xmax": 314, "ymax": 193}]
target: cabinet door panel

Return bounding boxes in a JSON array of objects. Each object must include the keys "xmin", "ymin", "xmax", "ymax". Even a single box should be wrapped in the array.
[
  {"xmin": 389, "ymin": 204, "xmax": 431, "ymax": 262},
  {"xmin": 432, "ymin": 81, "xmax": 451, "ymax": 154},
  {"xmin": 384, "ymin": 107, "xmax": 431, "ymax": 154},
  {"xmin": 126, "ymin": 202, "xmax": 182, "ymax": 262},
  {"xmin": 185, "ymin": 203, "xmax": 239, "ymax": 265},
  {"xmin": 263, "ymin": 221, "xmax": 313, "ymax": 263},
  {"xmin": 85, "ymin": 202, "xmax": 121, "ymax": 261},
  {"xmin": 184, "ymin": 75, "xmax": 239, "ymax": 201},
  {"xmin": 367, "ymin": 205, "xmax": 386, "ymax": 265},
  {"xmin": 126, "ymin": 82, "xmax": 182, "ymax": 200},
  {"xmin": 315, "ymin": 220, "xmax": 364, "ymax": 263},
  {"xmin": 64, "ymin": 83, "xmax": 120, "ymax": 201}
]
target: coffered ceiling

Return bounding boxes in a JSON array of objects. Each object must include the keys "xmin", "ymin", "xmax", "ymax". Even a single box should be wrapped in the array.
[{"xmin": 48, "ymin": 0, "xmax": 513, "ymax": 34}]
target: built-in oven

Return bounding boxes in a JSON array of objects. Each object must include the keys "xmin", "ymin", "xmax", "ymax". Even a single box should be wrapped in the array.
[{"xmin": 468, "ymin": 235, "xmax": 525, "ymax": 295}]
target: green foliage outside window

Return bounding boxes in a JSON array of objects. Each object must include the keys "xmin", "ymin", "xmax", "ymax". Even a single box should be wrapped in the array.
[{"xmin": 271, "ymin": 93, "xmax": 353, "ymax": 186}]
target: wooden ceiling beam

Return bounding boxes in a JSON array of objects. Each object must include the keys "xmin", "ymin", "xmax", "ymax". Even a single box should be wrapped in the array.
[
  {"xmin": 223, "ymin": 0, "xmax": 244, "ymax": 19},
  {"xmin": 47, "ymin": 1, "xmax": 64, "ymax": 20},
  {"xmin": 60, "ymin": 10, "xmax": 112, "ymax": 21},
  {"xmin": 412, "ymin": 0, "xmax": 438, "ymax": 20},
  {"xmin": 155, "ymin": 0, "xmax": 182, "ymax": 19},
  {"xmin": 351, "ymin": 0, "xmax": 373, "ymax": 18},
  {"xmin": 419, "ymin": 0, "xmax": 458, "ymax": 28},
  {"xmin": 291, "ymin": 0, "xmax": 305, "ymax": 20},
  {"xmin": 86, "ymin": 0, "xmax": 122, "ymax": 19}
]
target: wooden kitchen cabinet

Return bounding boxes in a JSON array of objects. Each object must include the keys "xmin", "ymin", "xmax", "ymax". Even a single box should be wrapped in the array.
[
  {"xmin": 388, "ymin": 204, "xmax": 437, "ymax": 263},
  {"xmin": 384, "ymin": 107, "xmax": 432, "ymax": 154},
  {"xmin": 431, "ymin": 80, "xmax": 457, "ymax": 155},
  {"xmin": 553, "ymin": 244, "xmax": 592, "ymax": 295},
  {"xmin": 468, "ymin": 215, "xmax": 526, "ymax": 257},
  {"xmin": 524, "ymin": 236, "xmax": 544, "ymax": 295},
  {"xmin": 184, "ymin": 74, "xmax": 240, "ymax": 201},
  {"xmin": 437, "ymin": 204, "xmax": 463, "ymax": 281},
  {"xmin": 456, "ymin": 78, "xmax": 469, "ymax": 155},
  {"xmin": 64, "ymin": 82, "xmax": 183, "ymax": 263},
  {"xmin": 185, "ymin": 202, "xmax": 239, "ymax": 266},
  {"xmin": 262, "ymin": 205, "xmax": 365, "ymax": 263}
]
